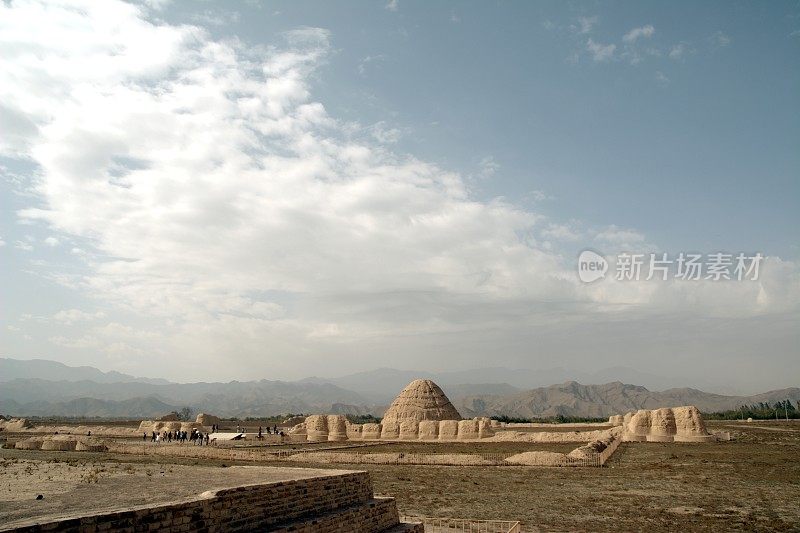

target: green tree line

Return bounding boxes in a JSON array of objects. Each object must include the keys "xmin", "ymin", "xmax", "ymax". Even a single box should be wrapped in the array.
[{"xmin": 703, "ymin": 400, "xmax": 798, "ymax": 420}]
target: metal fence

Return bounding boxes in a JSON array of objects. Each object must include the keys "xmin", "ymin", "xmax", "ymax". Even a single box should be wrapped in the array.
[{"xmin": 402, "ymin": 517, "xmax": 521, "ymax": 533}]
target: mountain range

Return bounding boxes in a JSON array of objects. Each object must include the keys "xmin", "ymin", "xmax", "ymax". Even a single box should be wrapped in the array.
[
  {"xmin": 0, "ymin": 357, "xmax": 169, "ymax": 385},
  {"xmin": 453, "ymin": 381, "xmax": 800, "ymax": 418},
  {"xmin": 1, "ymin": 358, "xmax": 797, "ymax": 419}
]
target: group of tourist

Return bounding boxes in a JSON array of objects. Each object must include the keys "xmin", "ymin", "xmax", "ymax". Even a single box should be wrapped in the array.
[
  {"xmin": 143, "ymin": 428, "xmax": 213, "ymax": 445},
  {"xmin": 235, "ymin": 424, "xmax": 282, "ymax": 437},
  {"xmin": 141, "ymin": 422, "xmax": 286, "ymax": 444},
  {"xmin": 256, "ymin": 425, "xmax": 282, "ymax": 439}
]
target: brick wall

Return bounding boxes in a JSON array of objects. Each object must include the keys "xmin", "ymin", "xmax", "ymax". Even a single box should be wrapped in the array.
[{"xmin": 5, "ymin": 472, "xmax": 408, "ymax": 533}]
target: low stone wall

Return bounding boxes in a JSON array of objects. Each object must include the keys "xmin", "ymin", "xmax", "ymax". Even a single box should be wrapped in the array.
[
  {"xmin": 273, "ymin": 496, "xmax": 408, "ymax": 533},
  {"xmin": 291, "ymin": 416, "xmax": 497, "ymax": 443},
  {"xmin": 0, "ymin": 422, "xmax": 140, "ymax": 438},
  {"xmin": 505, "ymin": 434, "xmax": 622, "ymax": 467},
  {"xmin": 279, "ymin": 451, "xmax": 504, "ymax": 466},
  {"xmin": 487, "ymin": 427, "xmax": 620, "ymax": 443},
  {"xmin": 5, "ymin": 471, "xmax": 405, "ymax": 533}
]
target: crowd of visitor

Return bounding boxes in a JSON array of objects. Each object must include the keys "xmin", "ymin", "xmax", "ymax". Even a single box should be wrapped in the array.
[
  {"xmin": 142, "ymin": 422, "xmax": 284, "ymax": 444},
  {"xmin": 143, "ymin": 428, "xmax": 212, "ymax": 445}
]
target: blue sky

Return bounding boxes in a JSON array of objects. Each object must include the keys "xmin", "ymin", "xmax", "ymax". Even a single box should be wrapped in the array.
[{"xmin": 0, "ymin": 0, "xmax": 798, "ymax": 392}]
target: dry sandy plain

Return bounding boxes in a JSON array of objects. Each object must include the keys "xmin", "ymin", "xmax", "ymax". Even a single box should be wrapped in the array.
[{"xmin": 1, "ymin": 420, "xmax": 799, "ymax": 532}]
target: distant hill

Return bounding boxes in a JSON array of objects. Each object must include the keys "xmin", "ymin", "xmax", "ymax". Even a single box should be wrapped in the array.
[
  {"xmin": 0, "ymin": 358, "xmax": 169, "ymax": 385},
  {"xmin": 454, "ymin": 381, "xmax": 800, "ymax": 418},
  {"xmin": 1, "ymin": 358, "xmax": 796, "ymax": 419},
  {"xmin": 0, "ymin": 396, "xmax": 180, "ymax": 419},
  {"xmin": 302, "ymin": 366, "xmax": 729, "ymax": 403},
  {"xmin": 0, "ymin": 377, "xmax": 371, "ymax": 418}
]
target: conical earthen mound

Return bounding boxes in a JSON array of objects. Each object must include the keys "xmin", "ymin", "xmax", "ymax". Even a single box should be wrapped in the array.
[{"xmin": 381, "ymin": 379, "xmax": 462, "ymax": 424}]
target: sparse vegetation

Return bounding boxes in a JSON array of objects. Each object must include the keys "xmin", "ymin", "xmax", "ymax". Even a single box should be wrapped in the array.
[
  {"xmin": 240, "ymin": 414, "xmax": 308, "ymax": 424},
  {"xmin": 490, "ymin": 414, "xmax": 608, "ymax": 424},
  {"xmin": 166, "ymin": 407, "xmax": 194, "ymax": 422},
  {"xmin": 80, "ymin": 467, "xmax": 101, "ymax": 484},
  {"xmin": 346, "ymin": 414, "xmax": 382, "ymax": 424}
]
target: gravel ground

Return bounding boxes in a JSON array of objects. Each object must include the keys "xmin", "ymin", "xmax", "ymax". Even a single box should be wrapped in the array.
[{"xmin": 2, "ymin": 420, "xmax": 798, "ymax": 532}]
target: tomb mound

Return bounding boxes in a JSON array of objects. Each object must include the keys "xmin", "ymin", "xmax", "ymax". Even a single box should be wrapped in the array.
[{"xmin": 381, "ymin": 379, "xmax": 461, "ymax": 424}]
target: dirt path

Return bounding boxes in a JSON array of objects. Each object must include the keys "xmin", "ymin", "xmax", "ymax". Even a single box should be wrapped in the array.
[{"xmin": 721, "ymin": 424, "xmax": 800, "ymax": 433}]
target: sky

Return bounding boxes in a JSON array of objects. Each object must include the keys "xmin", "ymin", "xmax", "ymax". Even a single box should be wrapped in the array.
[{"xmin": 0, "ymin": 0, "xmax": 798, "ymax": 393}]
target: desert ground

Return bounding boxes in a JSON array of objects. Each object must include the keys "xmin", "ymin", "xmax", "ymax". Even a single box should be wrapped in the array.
[{"xmin": 2, "ymin": 420, "xmax": 798, "ymax": 532}]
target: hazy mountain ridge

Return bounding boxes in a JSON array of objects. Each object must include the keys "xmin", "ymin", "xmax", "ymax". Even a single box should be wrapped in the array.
[
  {"xmin": 0, "ymin": 377, "xmax": 369, "ymax": 418},
  {"xmin": 0, "ymin": 358, "xmax": 169, "ymax": 385},
  {"xmin": 305, "ymin": 365, "xmax": 736, "ymax": 402},
  {"xmin": 0, "ymin": 396, "xmax": 180, "ymax": 419},
  {"xmin": 455, "ymin": 381, "xmax": 800, "ymax": 418},
  {"xmin": 1, "ymin": 359, "xmax": 797, "ymax": 419}
]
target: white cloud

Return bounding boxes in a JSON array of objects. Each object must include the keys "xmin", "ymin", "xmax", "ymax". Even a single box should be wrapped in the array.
[
  {"xmin": 385, "ymin": 0, "xmax": 398, "ymax": 12},
  {"xmin": 44, "ymin": 236, "xmax": 60, "ymax": 246},
  {"xmin": 623, "ymin": 25, "xmax": 655, "ymax": 43},
  {"xmin": 14, "ymin": 240, "xmax": 33, "ymax": 252},
  {"xmin": 541, "ymin": 223, "xmax": 582, "ymax": 242},
  {"xmin": 189, "ymin": 10, "xmax": 241, "ymax": 27},
  {"xmin": 593, "ymin": 225, "xmax": 648, "ymax": 250},
  {"xmin": 2, "ymin": 0, "xmax": 576, "ymax": 371},
  {"xmin": 669, "ymin": 42, "xmax": 692, "ymax": 60},
  {"xmin": 526, "ymin": 190, "xmax": 551, "ymax": 202},
  {"xmin": 479, "ymin": 156, "xmax": 500, "ymax": 177},
  {"xmin": 655, "ymin": 71, "xmax": 669, "ymax": 84},
  {"xmin": 0, "ymin": 235, "xmax": 5, "ymax": 246},
  {"xmin": 1, "ymin": 0, "xmax": 796, "ymax": 379},
  {"xmin": 358, "ymin": 54, "xmax": 387, "ymax": 76},
  {"xmin": 586, "ymin": 39, "xmax": 616, "ymax": 62},
  {"xmin": 710, "ymin": 31, "xmax": 731, "ymax": 48},
  {"xmin": 575, "ymin": 16, "xmax": 597, "ymax": 35},
  {"xmin": 0, "ymin": 102, "xmax": 38, "ymax": 156},
  {"xmin": 142, "ymin": 0, "xmax": 172, "ymax": 11},
  {"xmin": 370, "ymin": 121, "xmax": 402, "ymax": 144},
  {"xmin": 53, "ymin": 308, "xmax": 107, "ymax": 325}
]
